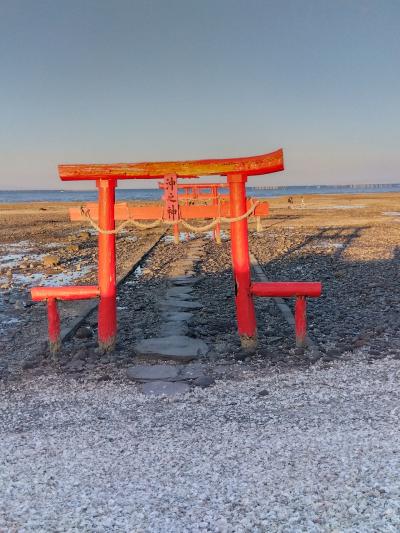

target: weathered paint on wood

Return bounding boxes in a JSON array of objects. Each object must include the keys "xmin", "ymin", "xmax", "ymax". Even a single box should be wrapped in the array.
[{"xmin": 59, "ymin": 149, "xmax": 284, "ymax": 181}]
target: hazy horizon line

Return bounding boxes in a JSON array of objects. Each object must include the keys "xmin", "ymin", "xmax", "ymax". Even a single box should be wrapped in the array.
[{"xmin": 1, "ymin": 182, "xmax": 400, "ymax": 192}]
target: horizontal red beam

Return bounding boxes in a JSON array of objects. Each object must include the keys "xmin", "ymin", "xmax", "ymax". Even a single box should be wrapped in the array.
[
  {"xmin": 181, "ymin": 193, "xmax": 230, "ymax": 200},
  {"xmin": 59, "ymin": 149, "xmax": 284, "ymax": 181},
  {"xmin": 70, "ymin": 200, "xmax": 269, "ymax": 222},
  {"xmin": 251, "ymin": 282, "xmax": 322, "ymax": 298},
  {"xmin": 31, "ymin": 286, "xmax": 99, "ymax": 301},
  {"xmin": 70, "ymin": 203, "xmax": 161, "ymax": 221},
  {"xmin": 159, "ymin": 182, "xmax": 225, "ymax": 190}
]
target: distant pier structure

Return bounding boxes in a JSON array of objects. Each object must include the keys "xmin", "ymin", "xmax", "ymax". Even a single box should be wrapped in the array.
[{"xmin": 252, "ymin": 183, "xmax": 400, "ymax": 191}]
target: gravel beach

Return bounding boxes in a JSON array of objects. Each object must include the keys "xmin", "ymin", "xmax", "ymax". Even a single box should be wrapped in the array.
[
  {"xmin": 1, "ymin": 354, "xmax": 399, "ymax": 531},
  {"xmin": 1, "ymin": 192, "xmax": 400, "ymax": 530}
]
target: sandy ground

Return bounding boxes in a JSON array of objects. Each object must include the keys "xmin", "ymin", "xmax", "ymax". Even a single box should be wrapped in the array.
[{"xmin": 1, "ymin": 192, "xmax": 400, "ymax": 530}]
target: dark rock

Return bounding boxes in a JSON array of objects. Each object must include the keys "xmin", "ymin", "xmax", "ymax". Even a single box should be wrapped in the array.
[
  {"xmin": 75, "ymin": 326, "xmax": 93, "ymax": 339},
  {"xmin": 193, "ymin": 375, "xmax": 215, "ymax": 388},
  {"xmin": 322, "ymin": 355, "xmax": 336, "ymax": 362},
  {"xmin": 73, "ymin": 348, "xmax": 88, "ymax": 360},
  {"xmin": 353, "ymin": 339, "xmax": 366, "ymax": 348},
  {"xmin": 97, "ymin": 374, "xmax": 111, "ymax": 381},
  {"xmin": 368, "ymin": 349, "xmax": 383, "ymax": 357},
  {"xmin": 65, "ymin": 359, "xmax": 85, "ymax": 372},
  {"xmin": 309, "ymin": 352, "xmax": 322, "ymax": 363},
  {"xmin": 14, "ymin": 300, "xmax": 28, "ymax": 310},
  {"xmin": 234, "ymin": 351, "xmax": 248, "ymax": 362},
  {"xmin": 258, "ymin": 389, "xmax": 269, "ymax": 397},
  {"xmin": 22, "ymin": 357, "xmax": 40, "ymax": 370}
]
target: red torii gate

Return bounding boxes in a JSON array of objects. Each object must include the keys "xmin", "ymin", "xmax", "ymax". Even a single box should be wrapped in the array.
[{"xmin": 31, "ymin": 149, "xmax": 322, "ymax": 353}]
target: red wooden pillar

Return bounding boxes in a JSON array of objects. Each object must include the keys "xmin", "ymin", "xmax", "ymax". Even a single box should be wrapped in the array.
[
  {"xmin": 97, "ymin": 178, "xmax": 117, "ymax": 351},
  {"xmin": 48, "ymin": 297, "xmax": 61, "ymax": 354},
  {"xmin": 295, "ymin": 296, "xmax": 307, "ymax": 348},
  {"xmin": 228, "ymin": 173, "xmax": 257, "ymax": 349}
]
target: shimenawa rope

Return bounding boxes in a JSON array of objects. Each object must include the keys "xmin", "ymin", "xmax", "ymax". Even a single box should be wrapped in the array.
[{"xmin": 80, "ymin": 201, "xmax": 260, "ymax": 235}]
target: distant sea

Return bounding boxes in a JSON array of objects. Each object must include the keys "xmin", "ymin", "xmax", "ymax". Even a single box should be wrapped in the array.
[{"xmin": 0, "ymin": 184, "xmax": 399, "ymax": 203}]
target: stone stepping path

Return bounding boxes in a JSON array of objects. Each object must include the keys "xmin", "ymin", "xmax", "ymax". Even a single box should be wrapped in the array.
[
  {"xmin": 134, "ymin": 335, "xmax": 208, "ymax": 362},
  {"xmin": 159, "ymin": 321, "xmax": 189, "ymax": 336},
  {"xmin": 169, "ymin": 276, "xmax": 201, "ymax": 286},
  {"xmin": 162, "ymin": 311, "xmax": 193, "ymax": 321},
  {"xmin": 130, "ymin": 239, "xmax": 211, "ymax": 395},
  {"xmin": 165, "ymin": 286, "xmax": 194, "ymax": 297},
  {"xmin": 160, "ymin": 299, "xmax": 202, "ymax": 310},
  {"xmin": 127, "ymin": 363, "xmax": 214, "ymax": 396}
]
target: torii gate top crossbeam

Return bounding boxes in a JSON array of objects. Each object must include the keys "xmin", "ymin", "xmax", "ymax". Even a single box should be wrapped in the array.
[{"xmin": 58, "ymin": 149, "xmax": 284, "ymax": 181}]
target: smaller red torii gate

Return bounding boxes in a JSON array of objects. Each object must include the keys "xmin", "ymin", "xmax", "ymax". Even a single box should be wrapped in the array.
[
  {"xmin": 31, "ymin": 149, "xmax": 322, "ymax": 354},
  {"xmin": 172, "ymin": 182, "xmax": 265, "ymax": 239},
  {"xmin": 159, "ymin": 181, "xmax": 228, "ymax": 243}
]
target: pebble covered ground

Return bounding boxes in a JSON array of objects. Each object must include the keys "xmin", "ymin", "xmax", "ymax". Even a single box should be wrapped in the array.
[
  {"xmin": 250, "ymin": 212, "xmax": 400, "ymax": 360},
  {"xmin": 1, "ymin": 195, "xmax": 400, "ymax": 530},
  {"xmin": 1, "ymin": 354, "xmax": 399, "ymax": 531},
  {"xmin": 0, "ymin": 201, "xmax": 164, "ymax": 373}
]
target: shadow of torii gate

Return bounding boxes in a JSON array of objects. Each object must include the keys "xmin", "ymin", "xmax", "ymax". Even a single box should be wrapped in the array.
[{"xmin": 31, "ymin": 149, "xmax": 322, "ymax": 354}]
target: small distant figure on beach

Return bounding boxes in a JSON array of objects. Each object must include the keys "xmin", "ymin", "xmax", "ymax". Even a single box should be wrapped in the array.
[
  {"xmin": 288, "ymin": 196, "xmax": 293, "ymax": 209},
  {"xmin": 300, "ymin": 195, "xmax": 305, "ymax": 208}
]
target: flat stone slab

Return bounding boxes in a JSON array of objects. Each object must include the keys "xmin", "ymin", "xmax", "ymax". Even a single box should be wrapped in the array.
[
  {"xmin": 127, "ymin": 363, "xmax": 207, "ymax": 383},
  {"xmin": 161, "ymin": 311, "xmax": 193, "ymax": 321},
  {"xmin": 166, "ymin": 286, "xmax": 194, "ymax": 296},
  {"xmin": 169, "ymin": 276, "xmax": 200, "ymax": 286},
  {"xmin": 178, "ymin": 364, "xmax": 206, "ymax": 380},
  {"xmin": 159, "ymin": 321, "xmax": 189, "ymax": 336},
  {"xmin": 126, "ymin": 363, "xmax": 208, "ymax": 383},
  {"xmin": 127, "ymin": 365, "xmax": 180, "ymax": 382},
  {"xmin": 140, "ymin": 381, "xmax": 190, "ymax": 397},
  {"xmin": 165, "ymin": 289, "xmax": 192, "ymax": 300},
  {"xmin": 134, "ymin": 335, "xmax": 209, "ymax": 362},
  {"xmin": 161, "ymin": 299, "xmax": 202, "ymax": 310}
]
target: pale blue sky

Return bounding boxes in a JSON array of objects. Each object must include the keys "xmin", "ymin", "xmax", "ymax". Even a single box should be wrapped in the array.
[{"xmin": 0, "ymin": 0, "xmax": 399, "ymax": 188}]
